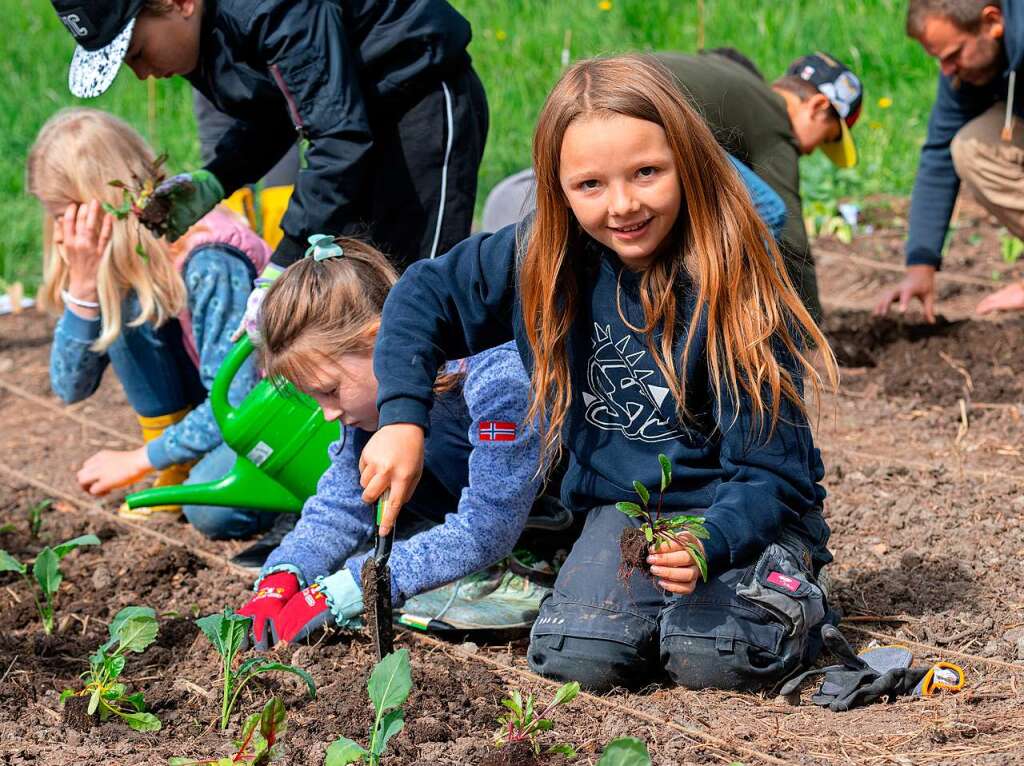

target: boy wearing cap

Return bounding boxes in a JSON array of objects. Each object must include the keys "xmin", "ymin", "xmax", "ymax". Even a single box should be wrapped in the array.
[
  {"xmin": 50, "ymin": 0, "xmax": 488, "ymax": 334},
  {"xmin": 875, "ymin": 0, "xmax": 1024, "ymax": 321},
  {"xmin": 479, "ymin": 50, "xmax": 861, "ymax": 322}
]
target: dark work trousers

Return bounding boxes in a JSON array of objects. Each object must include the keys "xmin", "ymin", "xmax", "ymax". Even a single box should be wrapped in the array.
[{"xmin": 528, "ymin": 505, "xmax": 833, "ymax": 693}]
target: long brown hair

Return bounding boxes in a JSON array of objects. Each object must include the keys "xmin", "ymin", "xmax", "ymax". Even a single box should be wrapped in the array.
[
  {"xmin": 519, "ymin": 55, "xmax": 838, "ymax": 465},
  {"xmin": 261, "ymin": 237, "xmax": 461, "ymax": 394}
]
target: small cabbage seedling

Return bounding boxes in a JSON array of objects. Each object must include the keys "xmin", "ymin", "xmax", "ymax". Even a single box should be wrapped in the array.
[
  {"xmin": 616, "ymin": 453, "xmax": 709, "ymax": 582},
  {"xmin": 27, "ymin": 499, "xmax": 51, "ymax": 538},
  {"xmin": 324, "ymin": 648, "xmax": 412, "ymax": 766},
  {"xmin": 169, "ymin": 697, "xmax": 288, "ymax": 765},
  {"xmin": 0, "ymin": 534, "xmax": 100, "ymax": 634},
  {"xmin": 196, "ymin": 609, "xmax": 316, "ymax": 730},
  {"xmin": 60, "ymin": 606, "xmax": 161, "ymax": 731},
  {"xmin": 597, "ymin": 737, "xmax": 652, "ymax": 765},
  {"xmin": 494, "ymin": 681, "xmax": 580, "ymax": 757}
]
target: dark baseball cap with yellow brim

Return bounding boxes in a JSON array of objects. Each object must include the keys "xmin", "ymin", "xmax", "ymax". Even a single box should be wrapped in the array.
[{"xmin": 786, "ymin": 53, "xmax": 863, "ymax": 169}]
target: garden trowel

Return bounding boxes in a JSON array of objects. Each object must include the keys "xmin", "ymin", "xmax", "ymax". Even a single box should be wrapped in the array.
[{"xmin": 366, "ymin": 490, "xmax": 394, "ymax": 660}]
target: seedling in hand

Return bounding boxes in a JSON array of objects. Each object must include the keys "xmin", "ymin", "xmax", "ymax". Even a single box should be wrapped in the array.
[
  {"xmin": 493, "ymin": 681, "xmax": 580, "ymax": 757},
  {"xmin": 195, "ymin": 609, "xmax": 316, "ymax": 730},
  {"xmin": 102, "ymin": 152, "xmax": 175, "ymax": 260},
  {"xmin": 60, "ymin": 606, "xmax": 161, "ymax": 731},
  {"xmin": 169, "ymin": 697, "xmax": 288, "ymax": 765},
  {"xmin": 616, "ymin": 454, "xmax": 709, "ymax": 582},
  {"xmin": 0, "ymin": 534, "xmax": 100, "ymax": 634},
  {"xmin": 324, "ymin": 649, "xmax": 412, "ymax": 766}
]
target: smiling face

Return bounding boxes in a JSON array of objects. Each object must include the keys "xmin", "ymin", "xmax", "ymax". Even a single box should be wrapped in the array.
[
  {"xmin": 559, "ymin": 113, "xmax": 682, "ymax": 271},
  {"xmin": 124, "ymin": 0, "xmax": 203, "ymax": 81},
  {"xmin": 916, "ymin": 10, "xmax": 1004, "ymax": 86},
  {"xmin": 296, "ymin": 352, "xmax": 380, "ymax": 432}
]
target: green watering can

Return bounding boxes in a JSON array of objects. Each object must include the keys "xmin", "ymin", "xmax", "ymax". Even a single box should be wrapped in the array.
[{"xmin": 125, "ymin": 336, "xmax": 339, "ymax": 512}]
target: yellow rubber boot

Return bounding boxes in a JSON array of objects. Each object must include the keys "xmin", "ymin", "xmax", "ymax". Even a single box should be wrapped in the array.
[{"xmin": 117, "ymin": 408, "xmax": 197, "ymax": 521}]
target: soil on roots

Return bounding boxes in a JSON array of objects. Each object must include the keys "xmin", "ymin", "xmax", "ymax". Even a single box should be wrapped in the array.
[{"xmin": 618, "ymin": 526, "xmax": 649, "ymax": 581}]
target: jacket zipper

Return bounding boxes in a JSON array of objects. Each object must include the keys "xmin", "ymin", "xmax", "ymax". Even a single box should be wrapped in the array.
[{"xmin": 270, "ymin": 64, "xmax": 307, "ymax": 142}]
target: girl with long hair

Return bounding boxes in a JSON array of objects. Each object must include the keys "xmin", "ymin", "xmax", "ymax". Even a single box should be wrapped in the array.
[
  {"xmin": 236, "ymin": 238, "xmax": 545, "ymax": 647},
  {"xmin": 359, "ymin": 55, "xmax": 840, "ymax": 691},
  {"xmin": 26, "ymin": 107, "xmax": 274, "ymax": 538}
]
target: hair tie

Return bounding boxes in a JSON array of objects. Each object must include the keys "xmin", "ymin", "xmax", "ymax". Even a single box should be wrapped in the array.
[{"xmin": 306, "ymin": 234, "xmax": 344, "ymax": 261}]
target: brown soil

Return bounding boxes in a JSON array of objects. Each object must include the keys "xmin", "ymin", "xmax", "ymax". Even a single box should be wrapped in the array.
[
  {"xmin": 361, "ymin": 557, "xmax": 394, "ymax": 659},
  {"xmin": 479, "ymin": 739, "xmax": 568, "ymax": 766},
  {"xmin": 618, "ymin": 526, "xmax": 648, "ymax": 581},
  {"xmin": 2, "ymin": 193, "xmax": 1024, "ymax": 764}
]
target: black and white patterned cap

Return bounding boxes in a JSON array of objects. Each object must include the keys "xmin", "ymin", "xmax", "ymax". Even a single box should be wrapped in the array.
[{"xmin": 51, "ymin": 0, "xmax": 144, "ymax": 98}]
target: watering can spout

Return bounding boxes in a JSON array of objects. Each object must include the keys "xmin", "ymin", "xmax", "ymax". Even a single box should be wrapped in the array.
[{"xmin": 125, "ymin": 456, "xmax": 304, "ymax": 513}]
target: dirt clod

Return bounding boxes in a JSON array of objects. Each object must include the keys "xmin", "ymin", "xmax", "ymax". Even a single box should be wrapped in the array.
[
  {"xmin": 618, "ymin": 526, "xmax": 648, "ymax": 581},
  {"xmin": 61, "ymin": 696, "xmax": 93, "ymax": 732}
]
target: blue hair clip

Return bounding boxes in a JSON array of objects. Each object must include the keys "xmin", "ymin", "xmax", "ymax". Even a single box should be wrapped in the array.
[{"xmin": 306, "ymin": 234, "xmax": 344, "ymax": 262}]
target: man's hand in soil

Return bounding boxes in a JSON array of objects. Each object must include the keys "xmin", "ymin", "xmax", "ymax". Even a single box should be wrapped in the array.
[
  {"xmin": 76, "ymin": 446, "xmax": 152, "ymax": 496},
  {"xmin": 140, "ymin": 170, "xmax": 224, "ymax": 242},
  {"xmin": 975, "ymin": 280, "xmax": 1024, "ymax": 315},
  {"xmin": 874, "ymin": 265, "xmax": 937, "ymax": 324},
  {"xmin": 238, "ymin": 571, "xmax": 300, "ymax": 651},
  {"xmin": 359, "ymin": 424, "xmax": 425, "ymax": 535},
  {"xmin": 273, "ymin": 570, "xmax": 363, "ymax": 644},
  {"xmin": 648, "ymin": 538, "xmax": 703, "ymax": 595},
  {"xmin": 56, "ymin": 200, "xmax": 114, "ymax": 319}
]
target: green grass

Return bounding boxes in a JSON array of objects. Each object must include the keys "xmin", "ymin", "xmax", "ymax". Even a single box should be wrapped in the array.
[{"xmin": 0, "ymin": 0, "xmax": 935, "ymax": 294}]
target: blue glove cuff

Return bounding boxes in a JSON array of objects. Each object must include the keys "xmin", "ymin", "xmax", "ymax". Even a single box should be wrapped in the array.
[{"xmin": 317, "ymin": 569, "xmax": 364, "ymax": 626}]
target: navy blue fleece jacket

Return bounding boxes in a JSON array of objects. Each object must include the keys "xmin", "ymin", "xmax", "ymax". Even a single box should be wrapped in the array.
[
  {"xmin": 906, "ymin": 1, "xmax": 1024, "ymax": 268},
  {"xmin": 373, "ymin": 223, "xmax": 827, "ymax": 575}
]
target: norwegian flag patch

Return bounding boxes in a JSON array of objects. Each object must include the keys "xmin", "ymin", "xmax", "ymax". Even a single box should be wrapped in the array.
[{"xmin": 479, "ymin": 421, "xmax": 517, "ymax": 442}]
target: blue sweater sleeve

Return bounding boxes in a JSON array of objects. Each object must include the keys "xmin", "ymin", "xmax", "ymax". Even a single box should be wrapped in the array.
[
  {"xmin": 701, "ymin": 360, "xmax": 822, "ymax": 572},
  {"xmin": 50, "ymin": 309, "xmax": 110, "ymax": 404},
  {"xmin": 905, "ymin": 76, "xmax": 991, "ymax": 269},
  {"xmin": 348, "ymin": 344, "xmax": 542, "ymax": 604},
  {"xmin": 374, "ymin": 224, "xmax": 521, "ymax": 431},
  {"xmin": 147, "ymin": 247, "xmax": 256, "ymax": 468},
  {"xmin": 261, "ymin": 433, "xmax": 374, "ymax": 586},
  {"xmin": 728, "ymin": 155, "xmax": 787, "ymax": 240}
]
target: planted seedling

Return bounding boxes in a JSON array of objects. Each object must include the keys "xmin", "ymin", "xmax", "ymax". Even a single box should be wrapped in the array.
[
  {"xmin": 196, "ymin": 608, "xmax": 316, "ymax": 730},
  {"xmin": 596, "ymin": 737, "xmax": 652, "ymax": 765},
  {"xmin": 169, "ymin": 697, "xmax": 288, "ymax": 765},
  {"xmin": 616, "ymin": 454, "xmax": 709, "ymax": 582},
  {"xmin": 324, "ymin": 648, "xmax": 412, "ymax": 766},
  {"xmin": 27, "ymin": 498, "xmax": 51, "ymax": 538},
  {"xmin": 60, "ymin": 606, "xmax": 161, "ymax": 731},
  {"xmin": 0, "ymin": 534, "xmax": 100, "ymax": 634},
  {"xmin": 493, "ymin": 681, "xmax": 580, "ymax": 757}
]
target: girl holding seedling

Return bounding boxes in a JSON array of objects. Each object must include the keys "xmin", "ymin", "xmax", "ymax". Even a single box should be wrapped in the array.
[
  {"xmin": 359, "ymin": 55, "xmax": 839, "ymax": 692},
  {"xmin": 236, "ymin": 238, "xmax": 544, "ymax": 647},
  {"xmin": 26, "ymin": 108, "xmax": 275, "ymax": 538}
]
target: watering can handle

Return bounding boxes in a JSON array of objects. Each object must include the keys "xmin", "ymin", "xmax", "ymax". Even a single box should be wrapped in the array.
[{"xmin": 209, "ymin": 336, "xmax": 255, "ymax": 430}]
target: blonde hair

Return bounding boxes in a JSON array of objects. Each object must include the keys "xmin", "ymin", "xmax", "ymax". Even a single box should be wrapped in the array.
[
  {"xmin": 26, "ymin": 108, "xmax": 186, "ymax": 352},
  {"xmin": 521, "ymin": 55, "xmax": 838, "ymax": 466}
]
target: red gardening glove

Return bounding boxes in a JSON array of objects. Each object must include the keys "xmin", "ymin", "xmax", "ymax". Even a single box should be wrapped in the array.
[
  {"xmin": 237, "ymin": 571, "xmax": 300, "ymax": 651},
  {"xmin": 272, "ymin": 583, "xmax": 333, "ymax": 644}
]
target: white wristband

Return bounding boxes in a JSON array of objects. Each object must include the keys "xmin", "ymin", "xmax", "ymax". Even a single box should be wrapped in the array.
[{"xmin": 61, "ymin": 289, "xmax": 100, "ymax": 310}]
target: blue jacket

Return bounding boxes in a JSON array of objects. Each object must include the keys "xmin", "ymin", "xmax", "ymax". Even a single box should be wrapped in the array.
[
  {"xmin": 374, "ymin": 222, "xmax": 827, "ymax": 575},
  {"xmin": 906, "ymin": 1, "xmax": 1024, "ymax": 268},
  {"xmin": 262, "ymin": 343, "xmax": 542, "ymax": 603}
]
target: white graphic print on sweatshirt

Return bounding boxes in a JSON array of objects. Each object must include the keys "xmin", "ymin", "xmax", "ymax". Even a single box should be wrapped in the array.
[{"xmin": 581, "ymin": 323, "xmax": 682, "ymax": 443}]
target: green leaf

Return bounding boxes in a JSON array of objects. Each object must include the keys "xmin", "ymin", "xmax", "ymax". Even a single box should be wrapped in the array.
[
  {"xmin": 523, "ymin": 692, "xmax": 534, "ymax": 725},
  {"xmin": 196, "ymin": 609, "xmax": 248, "ymax": 663},
  {"xmin": 324, "ymin": 737, "xmax": 368, "ymax": 766},
  {"xmin": 167, "ymin": 759, "xmax": 198, "ymax": 766},
  {"xmin": 246, "ymin": 662, "xmax": 316, "ymax": 699},
  {"xmin": 371, "ymin": 709, "xmax": 404, "ymax": 758},
  {"xmin": 123, "ymin": 692, "xmax": 146, "ymax": 712},
  {"xmin": 658, "ymin": 453, "xmax": 671, "ymax": 492},
  {"xmin": 548, "ymin": 743, "xmax": 578, "ymax": 756},
  {"xmin": 104, "ymin": 655, "xmax": 126, "ymax": 680},
  {"xmin": 52, "ymin": 534, "xmax": 101, "ymax": 560},
  {"xmin": 0, "ymin": 523, "xmax": 16, "ymax": 534},
  {"xmin": 109, "ymin": 606, "xmax": 157, "ymax": 640},
  {"xmin": 87, "ymin": 686, "xmax": 101, "ymax": 716},
  {"xmin": 632, "ymin": 480, "xmax": 650, "ymax": 506},
  {"xmin": 615, "ymin": 501, "xmax": 644, "ymax": 518},
  {"xmin": 33, "ymin": 548, "xmax": 61, "ymax": 599},
  {"xmin": 688, "ymin": 545, "xmax": 709, "ymax": 583},
  {"xmin": 59, "ymin": 689, "xmax": 76, "ymax": 704},
  {"xmin": 551, "ymin": 681, "xmax": 580, "ymax": 708},
  {"xmin": 116, "ymin": 614, "xmax": 159, "ymax": 654},
  {"xmin": 367, "ymin": 648, "xmax": 411, "ymax": 715},
  {"xmin": 0, "ymin": 550, "xmax": 25, "ymax": 575},
  {"xmin": 259, "ymin": 697, "xmax": 287, "ymax": 744},
  {"xmin": 501, "ymin": 697, "xmax": 523, "ymax": 717},
  {"xmin": 102, "ymin": 682, "xmax": 127, "ymax": 700},
  {"xmin": 535, "ymin": 718, "xmax": 554, "ymax": 732},
  {"xmin": 642, "ymin": 526, "xmax": 654, "ymax": 544},
  {"xmin": 597, "ymin": 737, "xmax": 652, "ymax": 766},
  {"xmin": 121, "ymin": 711, "xmax": 162, "ymax": 732}
]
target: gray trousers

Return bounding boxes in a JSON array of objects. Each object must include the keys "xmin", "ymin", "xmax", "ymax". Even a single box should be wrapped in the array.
[{"xmin": 528, "ymin": 505, "xmax": 832, "ymax": 692}]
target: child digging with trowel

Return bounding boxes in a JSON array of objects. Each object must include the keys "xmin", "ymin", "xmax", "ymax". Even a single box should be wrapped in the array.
[
  {"xmin": 26, "ymin": 108, "xmax": 277, "ymax": 538},
  {"xmin": 236, "ymin": 238, "xmax": 546, "ymax": 648}
]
